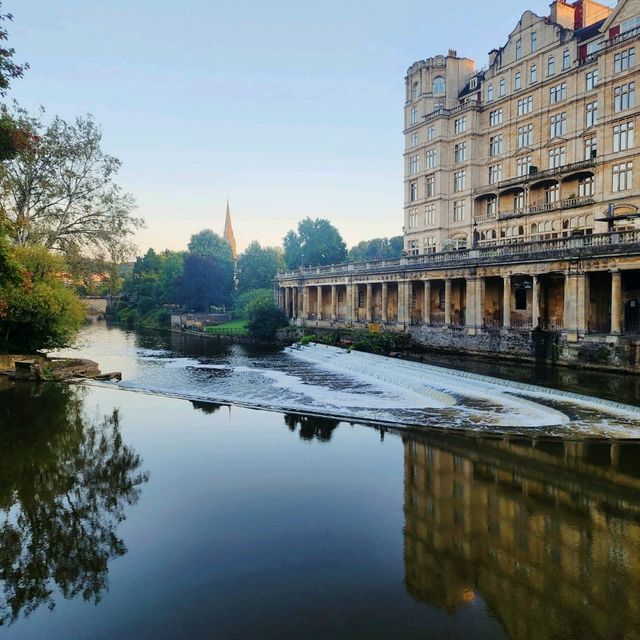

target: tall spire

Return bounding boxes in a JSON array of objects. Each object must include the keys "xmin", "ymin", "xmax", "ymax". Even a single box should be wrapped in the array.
[{"xmin": 223, "ymin": 198, "xmax": 237, "ymax": 260}]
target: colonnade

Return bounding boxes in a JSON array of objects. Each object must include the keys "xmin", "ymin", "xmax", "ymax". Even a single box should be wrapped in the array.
[{"xmin": 277, "ymin": 267, "xmax": 633, "ymax": 339}]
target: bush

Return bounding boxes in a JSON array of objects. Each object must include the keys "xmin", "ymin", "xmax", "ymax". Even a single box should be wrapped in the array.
[
  {"xmin": 233, "ymin": 288, "xmax": 274, "ymax": 320},
  {"xmin": 247, "ymin": 303, "xmax": 288, "ymax": 342}
]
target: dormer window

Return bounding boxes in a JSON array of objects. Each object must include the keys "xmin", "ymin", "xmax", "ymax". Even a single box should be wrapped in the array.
[
  {"xmin": 432, "ymin": 77, "xmax": 446, "ymax": 95},
  {"xmin": 469, "ymin": 77, "xmax": 478, "ymax": 90},
  {"xmin": 621, "ymin": 15, "xmax": 640, "ymax": 34}
]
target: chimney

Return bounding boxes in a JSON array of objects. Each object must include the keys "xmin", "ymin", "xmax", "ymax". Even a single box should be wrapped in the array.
[
  {"xmin": 549, "ymin": 0, "xmax": 575, "ymax": 29},
  {"xmin": 448, "ymin": 49, "xmax": 458, "ymax": 58}
]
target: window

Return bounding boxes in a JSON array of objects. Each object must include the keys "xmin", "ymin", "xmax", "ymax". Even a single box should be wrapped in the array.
[
  {"xmin": 407, "ymin": 239, "xmax": 419, "ymax": 256},
  {"xmin": 549, "ymin": 146, "xmax": 566, "ymax": 168},
  {"xmin": 470, "ymin": 77, "xmax": 478, "ymax": 90},
  {"xmin": 433, "ymin": 76, "xmax": 445, "ymax": 94},
  {"xmin": 612, "ymin": 161, "xmax": 633, "ymax": 191},
  {"xmin": 427, "ymin": 126, "xmax": 435, "ymax": 141},
  {"xmin": 514, "ymin": 192, "xmax": 525, "ymax": 211},
  {"xmin": 488, "ymin": 164, "xmax": 502, "ymax": 184},
  {"xmin": 514, "ymin": 72, "xmax": 522, "ymax": 90},
  {"xmin": 453, "ymin": 200, "xmax": 465, "ymax": 222},
  {"xmin": 426, "ymin": 149, "xmax": 436, "ymax": 168},
  {"xmin": 614, "ymin": 82, "xmax": 635, "ymax": 112},
  {"xmin": 621, "ymin": 15, "xmax": 640, "ymax": 34},
  {"xmin": 453, "ymin": 170, "xmax": 466, "ymax": 192},
  {"xmin": 516, "ymin": 39, "xmax": 522, "ymax": 60},
  {"xmin": 586, "ymin": 101, "xmax": 598, "ymax": 127},
  {"xmin": 517, "ymin": 124, "xmax": 533, "ymax": 148},
  {"xmin": 614, "ymin": 47, "xmax": 635, "ymax": 73},
  {"xmin": 408, "ymin": 208, "xmax": 419, "ymax": 228},
  {"xmin": 586, "ymin": 69, "xmax": 598, "ymax": 91},
  {"xmin": 409, "ymin": 181, "xmax": 418, "ymax": 202},
  {"xmin": 499, "ymin": 78, "xmax": 506, "ymax": 97},
  {"xmin": 517, "ymin": 155, "xmax": 532, "ymax": 177},
  {"xmin": 454, "ymin": 117, "xmax": 467, "ymax": 134},
  {"xmin": 578, "ymin": 175, "xmax": 594, "ymax": 197},
  {"xmin": 425, "ymin": 204, "xmax": 435, "ymax": 225},
  {"xmin": 409, "ymin": 155, "xmax": 419, "ymax": 174},
  {"xmin": 410, "ymin": 107, "xmax": 417, "ymax": 125},
  {"xmin": 487, "ymin": 83, "xmax": 494, "ymax": 101},
  {"xmin": 426, "ymin": 174, "xmax": 435, "ymax": 197},
  {"xmin": 545, "ymin": 183, "xmax": 560, "ymax": 204},
  {"xmin": 489, "ymin": 108, "xmax": 503, "ymax": 126},
  {"xmin": 412, "ymin": 81, "xmax": 419, "ymax": 100},
  {"xmin": 531, "ymin": 31, "xmax": 537, "ymax": 52},
  {"xmin": 410, "ymin": 132, "xmax": 418, "ymax": 147},
  {"xmin": 587, "ymin": 40, "xmax": 599, "ymax": 56},
  {"xmin": 563, "ymin": 49, "xmax": 571, "ymax": 70},
  {"xmin": 454, "ymin": 141, "xmax": 467, "ymax": 163},
  {"xmin": 613, "ymin": 121, "xmax": 635, "ymax": 152},
  {"xmin": 549, "ymin": 82, "xmax": 567, "ymax": 103},
  {"xmin": 584, "ymin": 135, "xmax": 597, "ymax": 160},
  {"xmin": 547, "ymin": 56, "xmax": 555, "ymax": 76},
  {"xmin": 550, "ymin": 112, "xmax": 567, "ymax": 138},
  {"xmin": 424, "ymin": 236, "xmax": 436, "ymax": 254},
  {"xmin": 487, "ymin": 196, "xmax": 497, "ymax": 215},
  {"xmin": 490, "ymin": 134, "xmax": 503, "ymax": 156},
  {"xmin": 518, "ymin": 95, "xmax": 533, "ymax": 115},
  {"xmin": 530, "ymin": 64, "xmax": 537, "ymax": 83}
]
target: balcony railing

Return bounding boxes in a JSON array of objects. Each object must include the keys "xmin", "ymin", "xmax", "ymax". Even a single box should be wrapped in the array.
[
  {"xmin": 277, "ymin": 229, "xmax": 640, "ymax": 282},
  {"xmin": 497, "ymin": 196, "xmax": 595, "ymax": 219}
]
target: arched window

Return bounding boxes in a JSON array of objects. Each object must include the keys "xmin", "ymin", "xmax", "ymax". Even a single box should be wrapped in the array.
[{"xmin": 432, "ymin": 77, "xmax": 446, "ymax": 95}]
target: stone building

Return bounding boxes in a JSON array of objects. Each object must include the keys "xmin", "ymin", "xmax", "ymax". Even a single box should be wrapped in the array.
[{"xmin": 275, "ymin": 0, "xmax": 640, "ymax": 369}]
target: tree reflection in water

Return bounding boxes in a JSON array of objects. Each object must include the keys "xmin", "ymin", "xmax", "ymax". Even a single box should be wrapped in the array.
[
  {"xmin": 285, "ymin": 414, "xmax": 340, "ymax": 442},
  {"xmin": 0, "ymin": 383, "xmax": 148, "ymax": 626}
]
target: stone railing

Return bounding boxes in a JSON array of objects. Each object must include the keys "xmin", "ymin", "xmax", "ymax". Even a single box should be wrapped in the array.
[
  {"xmin": 276, "ymin": 230, "xmax": 640, "ymax": 282},
  {"xmin": 498, "ymin": 196, "xmax": 595, "ymax": 219}
]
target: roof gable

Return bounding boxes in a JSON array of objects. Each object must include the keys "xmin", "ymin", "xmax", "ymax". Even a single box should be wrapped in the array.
[{"xmin": 602, "ymin": 0, "xmax": 640, "ymax": 32}]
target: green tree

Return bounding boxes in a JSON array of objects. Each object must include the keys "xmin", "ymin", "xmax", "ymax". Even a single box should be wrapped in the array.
[
  {"xmin": 174, "ymin": 253, "xmax": 232, "ymax": 311},
  {"xmin": 0, "ymin": 246, "xmax": 85, "ymax": 353},
  {"xmin": 348, "ymin": 235, "xmax": 404, "ymax": 262},
  {"xmin": 237, "ymin": 241, "xmax": 283, "ymax": 293},
  {"xmin": 188, "ymin": 229, "xmax": 233, "ymax": 261},
  {"xmin": 247, "ymin": 300, "xmax": 288, "ymax": 341},
  {"xmin": 283, "ymin": 218, "xmax": 347, "ymax": 270},
  {"xmin": 0, "ymin": 105, "xmax": 142, "ymax": 255},
  {"xmin": 0, "ymin": 3, "xmax": 28, "ymax": 97}
]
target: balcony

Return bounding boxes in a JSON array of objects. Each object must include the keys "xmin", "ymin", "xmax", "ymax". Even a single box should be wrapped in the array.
[{"xmin": 498, "ymin": 196, "xmax": 595, "ymax": 220}]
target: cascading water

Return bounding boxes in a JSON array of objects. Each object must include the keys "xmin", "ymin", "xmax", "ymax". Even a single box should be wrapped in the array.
[{"xmin": 103, "ymin": 337, "xmax": 640, "ymax": 438}]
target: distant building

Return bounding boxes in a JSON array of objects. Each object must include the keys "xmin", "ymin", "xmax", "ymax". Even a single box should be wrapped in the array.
[{"xmin": 224, "ymin": 199, "xmax": 237, "ymax": 260}]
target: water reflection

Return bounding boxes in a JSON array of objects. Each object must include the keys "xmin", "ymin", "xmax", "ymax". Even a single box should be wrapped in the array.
[
  {"xmin": 284, "ymin": 414, "xmax": 340, "ymax": 442},
  {"xmin": 403, "ymin": 431, "xmax": 640, "ymax": 639},
  {"xmin": 0, "ymin": 383, "xmax": 148, "ymax": 626}
]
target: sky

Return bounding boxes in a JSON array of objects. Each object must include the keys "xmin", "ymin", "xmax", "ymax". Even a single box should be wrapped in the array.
[{"xmin": 8, "ymin": 0, "xmax": 557, "ymax": 256}]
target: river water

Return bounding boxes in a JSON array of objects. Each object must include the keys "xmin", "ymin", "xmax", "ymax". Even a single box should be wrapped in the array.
[{"xmin": 1, "ymin": 322, "xmax": 639, "ymax": 639}]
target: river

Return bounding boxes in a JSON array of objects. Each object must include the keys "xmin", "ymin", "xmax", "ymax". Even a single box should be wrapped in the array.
[{"xmin": 0, "ymin": 322, "xmax": 639, "ymax": 639}]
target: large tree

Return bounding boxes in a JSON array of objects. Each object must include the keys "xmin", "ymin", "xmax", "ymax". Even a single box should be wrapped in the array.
[
  {"xmin": 0, "ymin": 105, "xmax": 143, "ymax": 256},
  {"xmin": 348, "ymin": 235, "xmax": 403, "ymax": 262},
  {"xmin": 174, "ymin": 253, "xmax": 232, "ymax": 311},
  {"xmin": 283, "ymin": 217, "xmax": 347, "ymax": 270},
  {"xmin": 237, "ymin": 241, "xmax": 284, "ymax": 293},
  {"xmin": 0, "ymin": 3, "xmax": 28, "ymax": 97}
]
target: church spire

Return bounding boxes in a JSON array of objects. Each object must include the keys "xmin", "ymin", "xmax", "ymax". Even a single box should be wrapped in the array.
[{"xmin": 223, "ymin": 198, "xmax": 237, "ymax": 260}]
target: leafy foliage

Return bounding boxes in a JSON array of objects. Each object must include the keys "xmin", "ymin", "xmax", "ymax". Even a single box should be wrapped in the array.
[
  {"xmin": 237, "ymin": 241, "xmax": 283, "ymax": 293},
  {"xmin": 0, "ymin": 3, "xmax": 28, "ymax": 97},
  {"xmin": 0, "ymin": 105, "xmax": 143, "ymax": 256},
  {"xmin": 348, "ymin": 236, "xmax": 403, "ymax": 262},
  {"xmin": 283, "ymin": 217, "xmax": 347, "ymax": 270},
  {"xmin": 247, "ymin": 300, "xmax": 288, "ymax": 341},
  {"xmin": 174, "ymin": 253, "xmax": 233, "ymax": 312},
  {"xmin": 233, "ymin": 288, "xmax": 274, "ymax": 319},
  {"xmin": 0, "ymin": 245, "xmax": 85, "ymax": 353}
]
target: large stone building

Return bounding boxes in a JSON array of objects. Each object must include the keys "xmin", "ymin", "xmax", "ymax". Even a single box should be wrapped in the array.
[{"xmin": 275, "ymin": 0, "xmax": 640, "ymax": 370}]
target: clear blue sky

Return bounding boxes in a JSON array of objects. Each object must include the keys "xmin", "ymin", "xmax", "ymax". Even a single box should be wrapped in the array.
[{"xmin": 8, "ymin": 0, "xmax": 554, "ymax": 256}]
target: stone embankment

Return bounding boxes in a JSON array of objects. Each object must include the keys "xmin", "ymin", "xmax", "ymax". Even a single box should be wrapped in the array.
[{"xmin": 1, "ymin": 355, "xmax": 121, "ymax": 382}]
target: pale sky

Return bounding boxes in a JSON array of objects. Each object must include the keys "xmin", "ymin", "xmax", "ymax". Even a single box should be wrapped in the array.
[{"xmin": 9, "ymin": 0, "xmax": 556, "ymax": 256}]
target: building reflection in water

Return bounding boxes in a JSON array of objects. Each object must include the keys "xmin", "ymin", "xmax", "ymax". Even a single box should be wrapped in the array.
[
  {"xmin": 285, "ymin": 414, "xmax": 340, "ymax": 442},
  {"xmin": 403, "ymin": 432, "xmax": 640, "ymax": 639},
  {"xmin": 0, "ymin": 382, "xmax": 148, "ymax": 627}
]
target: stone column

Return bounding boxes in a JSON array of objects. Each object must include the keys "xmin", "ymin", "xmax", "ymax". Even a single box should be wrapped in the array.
[
  {"xmin": 316, "ymin": 285, "xmax": 322, "ymax": 320},
  {"xmin": 465, "ymin": 277, "xmax": 476, "ymax": 330},
  {"xmin": 346, "ymin": 283, "xmax": 354, "ymax": 323},
  {"xmin": 611, "ymin": 270, "xmax": 622, "ymax": 334},
  {"xmin": 292, "ymin": 288, "xmax": 297, "ymax": 318},
  {"xmin": 330, "ymin": 285, "xmax": 337, "ymax": 321},
  {"xmin": 444, "ymin": 279, "xmax": 452, "ymax": 326},
  {"xmin": 564, "ymin": 272, "xmax": 578, "ymax": 342},
  {"xmin": 302, "ymin": 286, "xmax": 309, "ymax": 319},
  {"xmin": 284, "ymin": 287, "xmax": 290, "ymax": 318},
  {"xmin": 398, "ymin": 281, "xmax": 409, "ymax": 325},
  {"xmin": 381, "ymin": 282, "xmax": 388, "ymax": 323},
  {"xmin": 503, "ymin": 275, "xmax": 511, "ymax": 329},
  {"xmin": 576, "ymin": 273, "xmax": 588, "ymax": 335},
  {"xmin": 531, "ymin": 275, "xmax": 540, "ymax": 329},
  {"xmin": 423, "ymin": 281, "xmax": 431, "ymax": 325},
  {"xmin": 366, "ymin": 283, "xmax": 373, "ymax": 322}
]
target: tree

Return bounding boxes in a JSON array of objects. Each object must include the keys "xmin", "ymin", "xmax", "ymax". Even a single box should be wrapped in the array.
[
  {"xmin": 348, "ymin": 235, "xmax": 404, "ymax": 262},
  {"xmin": 188, "ymin": 229, "xmax": 233, "ymax": 262},
  {"xmin": 0, "ymin": 3, "xmax": 28, "ymax": 97},
  {"xmin": 0, "ymin": 105, "xmax": 143, "ymax": 256},
  {"xmin": 0, "ymin": 246, "xmax": 85, "ymax": 353},
  {"xmin": 246, "ymin": 300, "xmax": 288, "ymax": 341},
  {"xmin": 237, "ymin": 241, "xmax": 284, "ymax": 293},
  {"xmin": 174, "ymin": 253, "xmax": 232, "ymax": 311},
  {"xmin": 283, "ymin": 218, "xmax": 347, "ymax": 270}
]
